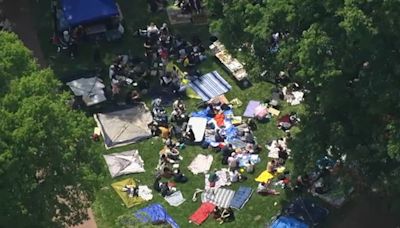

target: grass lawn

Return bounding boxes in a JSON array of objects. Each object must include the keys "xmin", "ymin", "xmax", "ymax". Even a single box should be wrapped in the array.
[{"xmin": 33, "ymin": 0, "xmax": 304, "ymax": 227}]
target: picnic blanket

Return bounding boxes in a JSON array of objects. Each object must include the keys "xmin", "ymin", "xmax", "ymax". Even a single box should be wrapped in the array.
[
  {"xmin": 201, "ymin": 188, "xmax": 236, "ymax": 209},
  {"xmin": 188, "ymin": 154, "xmax": 213, "ymax": 175},
  {"xmin": 187, "ymin": 117, "xmax": 208, "ymax": 142},
  {"xmin": 189, "ymin": 71, "xmax": 232, "ymax": 101},
  {"xmin": 103, "ymin": 150, "xmax": 145, "ymax": 178},
  {"xmin": 230, "ymin": 186, "xmax": 253, "ymax": 209},
  {"xmin": 189, "ymin": 202, "xmax": 216, "ymax": 225},
  {"xmin": 134, "ymin": 203, "xmax": 179, "ymax": 228},
  {"xmin": 204, "ymin": 168, "xmax": 231, "ymax": 189},
  {"xmin": 271, "ymin": 216, "xmax": 308, "ymax": 228},
  {"xmin": 111, "ymin": 178, "xmax": 145, "ymax": 208},
  {"xmin": 255, "ymin": 171, "xmax": 275, "ymax": 183},
  {"xmin": 243, "ymin": 100, "xmax": 261, "ymax": 117},
  {"xmin": 164, "ymin": 191, "xmax": 186, "ymax": 207}
]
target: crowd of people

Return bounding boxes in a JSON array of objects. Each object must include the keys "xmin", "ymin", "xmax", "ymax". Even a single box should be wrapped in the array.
[{"xmin": 137, "ymin": 22, "xmax": 207, "ymax": 78}]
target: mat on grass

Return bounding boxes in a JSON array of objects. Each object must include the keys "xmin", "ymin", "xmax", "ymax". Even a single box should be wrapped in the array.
[
  {"xmin": 189, "ymin": 71, "xmax": 232, "ymax": 101},
  {"xmin": 230, "ymin": 186, "xmax": 253, "ymax": 209},
  {"xmin": 134, "ymin": 203, "xmax": 179, "ymax": 228}
]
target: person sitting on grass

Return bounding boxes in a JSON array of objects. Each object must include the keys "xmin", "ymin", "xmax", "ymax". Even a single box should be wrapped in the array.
[
  {"xmin": 183, "ymin": 125, "xmax": 195, "ymax": 143},
  {"xmin": 173, "ymin": 169, "xmax": 188, "ymax": 183},
  {"xmin": 257, "ymin": 180, "xmax": 280, "ymax": 196},
  {"xmin": 266, "ymin": 159, "xmax": 278, "ymax": 174}
]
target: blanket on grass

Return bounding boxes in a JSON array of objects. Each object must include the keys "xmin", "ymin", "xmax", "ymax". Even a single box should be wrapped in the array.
[
  {"xmin": 164, "ymin": 191, "xmax": 186, "ymax": 207},
  {"xmin": 201, "ymin": 188, "xmax": 235, "ymax": 209},
  {"xmin": 204, "ymin": 168, "xmax": 231, "ymax": 189},
  {"xmin": 189, "ymin": 71, "xmax": 232, "ymax": 101},
  {"xmin": 134, "ymin": 203, "xmax": 179, "ymax": 228},
  {"xmin": 189, "ymin": 202, "xmax": 216, "ymax": 225},
  {"xmin": 188, "ymin": 154, "xmax": 213, "ymax": 175},
  {"xmin": 230, "ymin": 186, "xmax": 253, "ymax": 209}
]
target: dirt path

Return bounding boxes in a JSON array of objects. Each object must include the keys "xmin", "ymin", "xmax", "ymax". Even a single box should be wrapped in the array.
[{"xmin": 0, "ymin": 0, "xmax": 46, "ymax": 67}]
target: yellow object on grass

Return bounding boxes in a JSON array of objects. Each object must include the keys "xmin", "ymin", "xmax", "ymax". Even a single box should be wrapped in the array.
[
  {"xmin": 167, "ymin": 63, "xmax": 201, "ymax": 100},
  {"xmin": 255, "ymin": 170, "xmax": 274, "ymax": 183},
  {"xmin": 276, "ymin": 166, "xmax": 286, "ymax": 173},
  {"xmin": 111, "ymin": 178, "xmax": 144, "ymax": 208}
]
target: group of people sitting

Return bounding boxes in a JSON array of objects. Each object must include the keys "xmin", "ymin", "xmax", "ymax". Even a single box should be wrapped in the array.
[
  {"xmin": 138, "ymin": 22, "xmax": 207, "ymax": 75},
  {"xmin": 108, "ymin": 54, "xmax": 150, "ymax": 103},
  {"xmin": 175, "ymin": 0, "xmax": 202, "ymax": 14},
  {"xmin": 149, "ymin": 98, "xmax": 195, "ymax": 143}
]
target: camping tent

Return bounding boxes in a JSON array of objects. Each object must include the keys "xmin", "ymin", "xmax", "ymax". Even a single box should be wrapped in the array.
[
  {"xmin": 94, "ymin": 104, "xmax": 153, "ymax": 149},
  {"xmin": 270, "ymin": 216, "xmax": 308, "ymax": 228},
  {"xmin": 66, "ymin": 77, "xmax": 106, "ymax": 106},
  {"xmin": 60, "ymin": 0, "xmax": 120, "ymax": 27},
  {"xmin": 103, "ymin": 150, "xmax": 145, "ymax": 178},
  {"xmin": 282, "ymin": 198, "xmax": 329, "ymax": 226}
]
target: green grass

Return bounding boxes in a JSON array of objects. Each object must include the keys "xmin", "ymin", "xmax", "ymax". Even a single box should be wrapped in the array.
[{"xmin": 33, "ymin": 1, "xmax": 304, "ymax": 227}]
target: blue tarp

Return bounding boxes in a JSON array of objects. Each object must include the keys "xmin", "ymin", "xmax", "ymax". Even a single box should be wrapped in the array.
[
  {"xmin": 60, "ymin": 0, "xmax": 119, "ymax": 27},
  {"xmin": 134, "ymin": 203, "xmax": 179, "ymax": 228},
  {"xmin": 270, "ymin": 216, "xmax": 308, "ymax": 228}
]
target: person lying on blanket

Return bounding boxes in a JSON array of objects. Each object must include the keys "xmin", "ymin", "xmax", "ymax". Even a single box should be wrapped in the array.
[{"xmin": 121, "ymin": 185, "xmax": 139, "ymax": 198}]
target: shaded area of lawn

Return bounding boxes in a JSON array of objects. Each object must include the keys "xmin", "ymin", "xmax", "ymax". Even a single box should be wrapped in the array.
[{"xmin": 33, "ymin": 0, "xmax": 304, "ymax": 227}]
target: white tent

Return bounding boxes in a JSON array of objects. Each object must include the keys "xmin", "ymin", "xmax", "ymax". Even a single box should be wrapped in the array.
[
  {"xmin": 103, "ymin": 150, "xmax": 145, "ymax": 178},
  {"xmin": 94, "ymin": 103, "xmax": 153, "ymax": 149},
  {"xmin": 66, "ymin": 77, "xmax": 107, "ymax": 106}
]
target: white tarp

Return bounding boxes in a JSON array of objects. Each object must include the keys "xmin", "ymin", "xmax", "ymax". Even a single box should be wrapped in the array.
[
  {"xmin": 187, "ymin": 117, "xmax": 207, "ymax": 142},
  {"xmin": 67, "ymin": 77, "xmax": 107, "ymax": 106},
  {"xmin": 94, "ymin": 103, "xmax": 153, "ymax": 149},
  {"xmin": 103, "ymin": 150, "xmax": 145, "ymax": 178}
]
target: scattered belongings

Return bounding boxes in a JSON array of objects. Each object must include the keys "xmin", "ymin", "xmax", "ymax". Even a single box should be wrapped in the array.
[
  {"xmin": 209, "ymin": 41, "xmax": 248, "ymax": 81},
  {"xmin": 94, "ymin": 103, "xmax": 153, "ymax": 149},
  {"xmin": 204, "ymin": 168, "xmax": 231, "ymax": 189},
  {"xmin": 66, "ymin": 77, "xmax": 106, "ymax": 106},
  {"xmin": 103, "ymin": 150, "xmax": 145, "ymax": 178}
]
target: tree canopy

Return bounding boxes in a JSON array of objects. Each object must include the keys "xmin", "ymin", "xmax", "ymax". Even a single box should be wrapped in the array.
[
  {"xmin": 0, "ymin": 31, "xmax": 103, "ymax": 227},
  {"xmin": 209, "ymin": 0, "xmax": 400, "ymax": 198}
]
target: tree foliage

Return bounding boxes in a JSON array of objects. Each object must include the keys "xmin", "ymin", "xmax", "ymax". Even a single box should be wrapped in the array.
[
  {"xmin": 0, "ymin": 31, "xmax": 103, "ymax": 227},
  {"xmin": 208, "ymin": 0, "xmax": 400, "ymax": 196}
]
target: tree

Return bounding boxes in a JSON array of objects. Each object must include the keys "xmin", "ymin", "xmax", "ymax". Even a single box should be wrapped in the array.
[
  {"xmin": 0, "ymin": 31, "xmax": 103, "ymax": 227},
  {"xmin": 208, "ymin": 0, "xmax": 400, "ymax": 201}
]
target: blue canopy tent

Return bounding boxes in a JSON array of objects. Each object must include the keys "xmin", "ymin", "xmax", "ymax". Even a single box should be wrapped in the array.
[
  {"xmin": 60, "ymin": 0, "xmax": 119, "ymax": 27},
  {"xmin": 270, "ymin": 216, "xmax": 308, "ymax": 228}
]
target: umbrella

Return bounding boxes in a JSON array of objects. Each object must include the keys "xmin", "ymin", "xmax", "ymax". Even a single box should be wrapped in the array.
[{"xmin": 254, "ymin": 105, "xmax": 268, "ymax": 119}]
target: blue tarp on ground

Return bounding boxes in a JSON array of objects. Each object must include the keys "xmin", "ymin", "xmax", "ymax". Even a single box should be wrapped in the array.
[
  {"xmin": 60, "ymin": 0, "xmax": 119, "ymax": 27},
  {"xmin": 270, "ymin": 216, "xmax": 308, "ymax": 228},
  {"xmin": 134, "ymin": 203, "xmax": 179, "ymax": 228}
]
